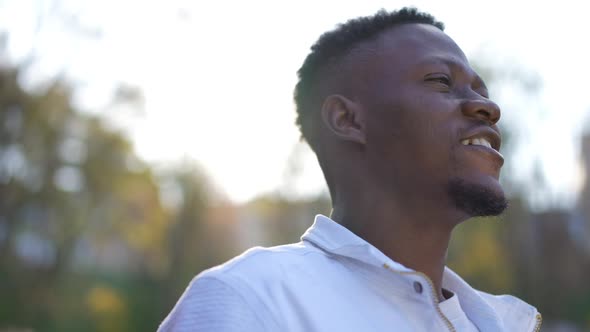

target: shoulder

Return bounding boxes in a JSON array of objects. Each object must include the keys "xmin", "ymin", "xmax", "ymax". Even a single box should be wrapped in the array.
[
  {"xmin": 158, "ymin": 276, "xmax": 268, "ymax": 331},
  {"xmin": 200, "ymin": 241, "xmax": 328, "ymax": 283},
  {"xmin": 186, "ymin": 241, "xmax": 330, "ymax": 300},
  {"xmin": 158, "ymin": 243, "xmax": 323, "ymax": 332}
]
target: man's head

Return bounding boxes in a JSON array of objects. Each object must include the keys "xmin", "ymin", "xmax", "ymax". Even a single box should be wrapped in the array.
[{"xmin": 294, "ymin": 8, "xmax": 507, "ymax": 220}]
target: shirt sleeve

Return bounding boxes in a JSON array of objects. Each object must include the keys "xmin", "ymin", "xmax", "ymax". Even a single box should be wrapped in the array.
[{"xmin": 157, "ymin": 276, "xmax": 270, "ymax": 332}]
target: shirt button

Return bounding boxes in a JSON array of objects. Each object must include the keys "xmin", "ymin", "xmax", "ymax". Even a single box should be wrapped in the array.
[{"xmin": 413, "ymin": 281, "xmax": 423, "ymax": 294}]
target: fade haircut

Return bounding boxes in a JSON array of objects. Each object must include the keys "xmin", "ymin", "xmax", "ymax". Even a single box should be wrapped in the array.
[{"xmin": 293, "ymin": 7, "xmax": 444, "ymax": 150}]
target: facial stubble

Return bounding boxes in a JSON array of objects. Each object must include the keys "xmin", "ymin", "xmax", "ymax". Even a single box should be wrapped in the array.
[{"xmin": 447, "ymin": 178, "xmax": 508, "ymax": 217}]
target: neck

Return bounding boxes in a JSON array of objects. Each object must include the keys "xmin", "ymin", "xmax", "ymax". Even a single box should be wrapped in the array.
[{"xmin": 331, "ymin": 187, "xmax": 463, "ymax": 302}]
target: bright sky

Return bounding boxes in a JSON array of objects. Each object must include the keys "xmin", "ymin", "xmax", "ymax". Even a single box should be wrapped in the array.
[{"xmin": 1, "ymin": 0, "xmax": 589, "ymax": 206}]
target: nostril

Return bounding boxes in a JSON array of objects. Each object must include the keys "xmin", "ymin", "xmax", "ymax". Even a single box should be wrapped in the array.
[
  {"xmin": 477, "ymin": 107, "xmax": 500, "ymax": 124},
  {"xmin": 477, "ymin": 109, "xmax": 491, "ymax": 119}
]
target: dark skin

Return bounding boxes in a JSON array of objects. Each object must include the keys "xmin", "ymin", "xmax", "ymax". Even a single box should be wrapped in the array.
[{"xmin": 313, "ymin": 24, "xmax": 503, "ymax": 302}]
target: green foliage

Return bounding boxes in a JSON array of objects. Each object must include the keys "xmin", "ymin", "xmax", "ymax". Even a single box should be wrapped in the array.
[
  {"xmin": 0, "ymin": 67, "xmax": 223, "ymax": 331},
  {"xmin": 447, "ymin": 216, "xmax": 515, "ymax": 294}
]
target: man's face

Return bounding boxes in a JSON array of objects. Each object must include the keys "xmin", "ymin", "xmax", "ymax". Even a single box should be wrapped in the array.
[{"xmin": 355, "ymin": 24, "xmax": 505, "ymax": 217}]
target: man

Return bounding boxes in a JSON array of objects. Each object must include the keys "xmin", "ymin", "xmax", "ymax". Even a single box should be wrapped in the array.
[{"xmin": 159, "ymin": 7, "xmax": 541, "ymax": 332}]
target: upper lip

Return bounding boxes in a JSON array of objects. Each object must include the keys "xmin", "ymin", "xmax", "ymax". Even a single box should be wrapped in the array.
[{"xmin": 460, "ymin": 126, "xmax": 502, "ymax": 152}]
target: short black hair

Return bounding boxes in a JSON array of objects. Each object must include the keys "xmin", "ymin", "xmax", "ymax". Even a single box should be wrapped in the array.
[{"xmin": 293, "ymin": 7, "xmax": 444, "ymax": 149}]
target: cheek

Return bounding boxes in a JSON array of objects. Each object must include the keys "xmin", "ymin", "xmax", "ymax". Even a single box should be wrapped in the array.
[
  {"xmin": 363, "ymin": 96, "xmax": 457, "ymax": 176},
  {"xmin": 365, "ymin": 116, "xmax": 454, "ymax": 179},
  {"xmin": 423, "ymin": 117, "xmax": 455, "ymax": 156},
  {"xmin": 397, "ymin": 114, "xmax": 458, "ymax": 180},
  {"xmin": 364, "ymin": 105, "xmax": 404, "ymax": 151}
]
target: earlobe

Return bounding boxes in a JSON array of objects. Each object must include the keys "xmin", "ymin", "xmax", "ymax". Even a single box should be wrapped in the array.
[{"xmin": 321, "ymin": 95, "xmax": 366, "ymax": 145}]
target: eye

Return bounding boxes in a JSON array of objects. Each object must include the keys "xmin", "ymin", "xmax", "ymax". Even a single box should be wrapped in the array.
[{"xmin": 425, "ymin": 74, "xmax": 451, "ymax": 86}]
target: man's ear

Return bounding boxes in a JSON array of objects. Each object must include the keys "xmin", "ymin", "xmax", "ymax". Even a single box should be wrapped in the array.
[{"xmin": 321, "ymin": 95, "xmax": 366, "ymax": 145}]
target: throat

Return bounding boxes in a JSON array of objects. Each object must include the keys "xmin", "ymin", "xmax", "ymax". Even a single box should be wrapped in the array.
[{"xmin": 333, "ymin": 207, "xmax": 453, "ymax": 302}]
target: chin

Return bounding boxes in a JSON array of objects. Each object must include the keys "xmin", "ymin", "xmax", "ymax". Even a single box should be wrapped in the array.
[{"xmin": 447, "ymin": 177, "xmax": 507, "ymax": 218}]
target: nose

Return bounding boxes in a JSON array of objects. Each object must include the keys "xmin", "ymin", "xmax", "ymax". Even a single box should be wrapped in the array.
[{"xmin": 461, "ymin": 98, "xmax": 501, "ymax": 125}]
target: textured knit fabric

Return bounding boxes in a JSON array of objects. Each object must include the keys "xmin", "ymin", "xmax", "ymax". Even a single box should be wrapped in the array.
[
  {"xmin": 159, "ymin": 277, "xmax": 270, "ymax": 331},
  {"xmin": 158, "ymin": 215, "xmax": 540, "ymax": 332}
]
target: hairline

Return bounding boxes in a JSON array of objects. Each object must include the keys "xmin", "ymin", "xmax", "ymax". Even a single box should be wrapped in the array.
[{"xmin": 300, "ymin": 22, "xmax": 442, "ymax": 148}]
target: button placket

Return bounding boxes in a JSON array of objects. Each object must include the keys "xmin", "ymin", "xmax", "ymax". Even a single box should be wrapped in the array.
[{"xmin": 382, "ymin": 263, "xmax": 456, "ymax": 331}]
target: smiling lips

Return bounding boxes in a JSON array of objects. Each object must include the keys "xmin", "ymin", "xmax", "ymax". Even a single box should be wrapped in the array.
[
  {"xmin": 460, "ymin": 134, "xmax": 504, "ymax": 164},
  {"xmin": 460, "ymin": 126, "xmax": 502, "ymax": 152},
  {"xmin": 461, "ymin": 137, "xmax": 493, "ymax": 149}
]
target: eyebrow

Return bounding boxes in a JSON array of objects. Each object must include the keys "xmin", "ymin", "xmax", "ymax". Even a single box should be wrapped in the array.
[{"xmin": 417, "ymin": 56, "xmax": 489, "ymax": 91}]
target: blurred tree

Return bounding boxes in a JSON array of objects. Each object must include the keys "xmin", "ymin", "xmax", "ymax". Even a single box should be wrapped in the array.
[
  {"xmin": 0, "ymin": 66, "xmax": 174, "ymax": 331},
  {"xmin": 154, "ymin": 162, "xmax": 232, "ymax": 309},
  {"xmin": 447, "ymin": 216, "xmax": 515, "ymax": 294},
  {"xmin": 237, "ymin": 194, "xmax": 331, "ymax": 249}
]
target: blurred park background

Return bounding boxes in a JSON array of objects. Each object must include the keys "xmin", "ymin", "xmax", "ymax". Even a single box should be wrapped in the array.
[{"xmin": 1, "ymin": 0, "xmax": 590, "ymax": 331}]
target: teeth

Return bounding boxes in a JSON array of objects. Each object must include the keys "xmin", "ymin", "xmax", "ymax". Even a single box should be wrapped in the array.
[
  {"xmin": 480, "ymin": 140, "xmax": 492, "ymax": 149},
  {"xmin": 461, "ymin": 137, "xmax": 492, "ymax": 148}
]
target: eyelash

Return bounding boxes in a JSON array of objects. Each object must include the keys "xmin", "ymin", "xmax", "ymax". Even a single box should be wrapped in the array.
[
  {"xmin": 425, "ymin": 74, "xmax": 489, "ymax": 98},
  {"xmin": 427, "ymin": 75, "xmax": 451, "ymax": 86}
]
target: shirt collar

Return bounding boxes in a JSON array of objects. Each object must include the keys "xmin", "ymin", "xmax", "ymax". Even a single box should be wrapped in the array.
[
  {"xmin": 301, "ymin": 214, "xmax": 507, "ymax": 331},
  {"xmin": 301, "ymin": 214, "xmax": 413, "ymax": 272}
]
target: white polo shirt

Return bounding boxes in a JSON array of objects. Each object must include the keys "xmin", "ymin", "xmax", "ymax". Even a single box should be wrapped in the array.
[{"xmin": 159, "ymin": 215, "xmax": 541, "ymax": 332}]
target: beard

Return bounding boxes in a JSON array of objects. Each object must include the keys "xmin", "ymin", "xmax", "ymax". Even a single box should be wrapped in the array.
[{"xmin": 447, "ymin": 178, "xmax": 508, "ymax": 217}]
